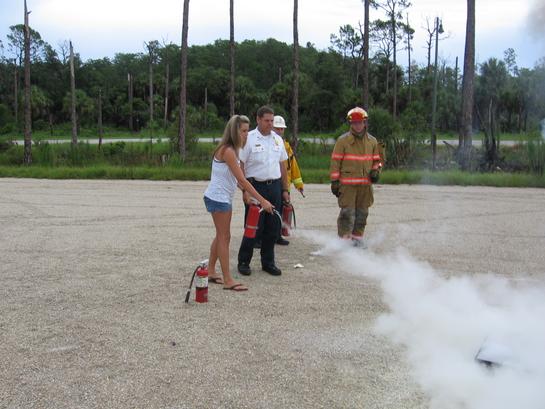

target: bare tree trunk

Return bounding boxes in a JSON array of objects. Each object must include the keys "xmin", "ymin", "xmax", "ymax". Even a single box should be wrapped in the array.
[
  {"xmin": 23, "ymin": 0, "xmax": 32, "ymax": 164},
  {"xmin": 204, "ymin": 87, "xmax": 208, "ymax": 131},
  {"xmin": 13, "ymin": 60, "xmax": 19, "ymax": 128},
  {"xmin": 69, "ymin": 41, "xmax": 77, "ymax": 145},
  {"xmin": 128, "ymin": 73, "xmax": 134, "ymax": 131},
  {"xmin": 424, "ymin": 17, "xmax": 434, "ymax": 74},
  {"xmin": 148, "ymin": 48, "xmax": 154, "ymax": 134},
  {"xmin": 229, "ymin": 0, "xmax": 235, "ymax": 117},
  {"xmin": 458, "ymin": 0, "xmax": 475, "ymax": 170},
  {"xmin": 426, "ymin": 33, "xmax": 432, "ymax": 73},
  {"xmin": 178, "ymin": 0, "xmax": 190, "ymax": 160},
  {"xmin": 495, "ymin": 105, "xmax": 500, "ymax": 155},
  {"xmin": 164, "ymin": 62, "xmax": 170, "ymax": 129},
  {"xmin": 385, "ymin": 61, "xmax": 390, "ymax": 94},
  {"xmin": 454, "ymin": 56, "xmax": 459, "ymax": 91},
  {"xmin": 391, "ymin": 9, "xmax": 398, "ymax": 120},
  {"xmin": 98, "ymin": 88, "xmax": 103, "ymax": 149},
  {"xmin": 291, "ymin": 0, "xmax": 300, "ymax": 152},
  {"xmin": 48, "ymin": 112, "xmax": 53, "ymax": 137},
  {"xmin": 407, "ymin": 13, "xmax": 412, "ymax": 104},
  {"xmin": 362, "ymin": 0, "xmax": 370, "ymax": 110},
  {"xmin": 431, "ymin": 17, "xmax": 440, "ymax": 170}
]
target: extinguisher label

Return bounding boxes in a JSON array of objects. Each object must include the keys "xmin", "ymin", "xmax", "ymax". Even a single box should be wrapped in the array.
[{"xmin": 195, "ymin": 276, "xmax": 208, "ymax": 287}]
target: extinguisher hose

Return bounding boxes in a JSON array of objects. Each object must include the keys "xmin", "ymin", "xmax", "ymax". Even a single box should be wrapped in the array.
[
  {"xmin": 291, "ymin": 204, "xmax": 296, "ymax": 230},
  {"xmin": 184, "ymin": 266, "xmax": 200, "ymax": 303},
  {"xmin": 272, "ymin": 209, "xmax": 283, "ymax": 230}
]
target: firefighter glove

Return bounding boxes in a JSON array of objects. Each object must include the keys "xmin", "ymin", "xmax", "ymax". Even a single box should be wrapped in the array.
[
  {"xmin": 330, "ymin": 180, "xmax": 340, "ymax": 197},
  {"xmin": 369, "ymin": 169, "xmax": 380, "ymax": 183}
]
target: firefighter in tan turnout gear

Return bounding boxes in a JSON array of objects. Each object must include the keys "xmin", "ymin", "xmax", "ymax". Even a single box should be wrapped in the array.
[{"xmin": 330, "ymin": 107, "xmax": 383, "ymax": 247}]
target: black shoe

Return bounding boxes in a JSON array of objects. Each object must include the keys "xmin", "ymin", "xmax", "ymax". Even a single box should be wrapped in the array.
[
  {"xmin": 276, "ymin": 238, "xmax": 290, "ymax": 245},
  {"xmin": 262, "ymin": 264, "xmax": 282, "ymax": 276},
  {"xmin": 254, "ymin": 241, "xmax": 261, "ymax": 249},
  {"xmin": 238, "ymin": 263, "xmax": 252, "ymax": 276}
]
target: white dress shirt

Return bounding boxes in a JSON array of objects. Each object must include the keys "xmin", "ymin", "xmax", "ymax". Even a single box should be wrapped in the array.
[{"xmin": 240, "ymin": 128, "xmax": 288, "ymax": 181}]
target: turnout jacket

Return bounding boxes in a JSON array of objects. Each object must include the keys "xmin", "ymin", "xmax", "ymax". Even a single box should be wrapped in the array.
[
  {"xmin": 284, "ymin": 141, "xmax": 304, "ymax": 191},
  {"xmin": 330, "ymin": 131, "xmax": 382, "ymax": 185}
]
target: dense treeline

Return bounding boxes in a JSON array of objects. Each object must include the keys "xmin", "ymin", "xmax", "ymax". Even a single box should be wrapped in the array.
[{"xmin": 1, "ymin": 24, "xmax": 544, "ymax": 139}]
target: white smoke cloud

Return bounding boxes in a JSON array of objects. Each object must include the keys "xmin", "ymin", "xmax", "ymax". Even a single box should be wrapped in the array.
[{"xmin": 304, "ymin": 230, "xmax": 545, "ymax": 409}]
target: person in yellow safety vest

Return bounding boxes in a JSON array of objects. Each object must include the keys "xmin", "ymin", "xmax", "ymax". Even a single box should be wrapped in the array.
[
  {"xmin": 329, "ymin": 107, "xmax": 383, "ymax": 248},
  {"xmin": 273, "ymin": 115, "xmax": 304, "ymax": 245}
]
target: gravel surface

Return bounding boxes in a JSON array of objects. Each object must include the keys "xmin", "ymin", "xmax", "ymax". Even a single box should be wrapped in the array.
[{"xmin": 1, "ymin": 179, "xmax": 544, "ymax": 409}]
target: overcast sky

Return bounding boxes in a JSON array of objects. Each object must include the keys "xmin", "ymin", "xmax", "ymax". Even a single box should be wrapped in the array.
[{"xmin": 1, "ymin": 0, "xmax": 544, "ymax": 69}]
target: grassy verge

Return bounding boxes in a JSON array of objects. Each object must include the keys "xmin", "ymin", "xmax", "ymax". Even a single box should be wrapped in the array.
[
  {"xmin": 2, "ymin": 165, "xmax": 544, "ymax": 188},
  {"xmin": 1, "ymin": 128, "xmax": 170, "ymax": 141},
  {"xmin": 381, "ymin": 170, "xmax": 545, "ymax": 188},
  {"xmin": 0, "ymin": 165, "xmax": 211, "ymax": 181}
]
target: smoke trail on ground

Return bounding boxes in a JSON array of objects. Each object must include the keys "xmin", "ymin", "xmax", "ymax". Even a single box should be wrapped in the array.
[{"xmin": 303, "ymin": 230, "xmax": 545, "ymax": 409}]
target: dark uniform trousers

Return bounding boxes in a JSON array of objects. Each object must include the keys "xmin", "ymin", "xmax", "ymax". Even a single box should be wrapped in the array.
[{"xmin": 238, "ymin": 178, "xmax": 282, "ymax": 268}]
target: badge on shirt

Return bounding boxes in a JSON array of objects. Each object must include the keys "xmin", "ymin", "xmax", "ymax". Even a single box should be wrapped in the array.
[{"xmin": 252, "ymin": 144, "xmax": 265, "ymax": 153}]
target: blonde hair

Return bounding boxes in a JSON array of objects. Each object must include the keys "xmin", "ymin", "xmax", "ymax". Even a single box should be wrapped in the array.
[{"xmin": 214, "ymin": 115, "xmax": 250, "ymax": 156}]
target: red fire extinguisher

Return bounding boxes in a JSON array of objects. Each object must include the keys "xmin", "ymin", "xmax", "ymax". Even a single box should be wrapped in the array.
[
  {"xmin": 281, "ymin": 202, "xmax": 296, "ymax": 237},
  {"xmin": 244, "ymin": 203, "xmax": 262, "ymax": 239},
  {"xmin": 184, "ymin": 260, "xmax": 208, "ymax": 304}
]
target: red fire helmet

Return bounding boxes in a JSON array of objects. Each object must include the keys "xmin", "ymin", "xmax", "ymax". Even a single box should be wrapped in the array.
[{"xmin": 346, "ymin": 107, "xmax": 368, "ymax": 123}]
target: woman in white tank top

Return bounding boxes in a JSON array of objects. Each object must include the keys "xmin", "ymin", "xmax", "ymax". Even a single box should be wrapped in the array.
[{"xmin": 204, "ymin": 115, "xmax": 273, "ymax": 291}]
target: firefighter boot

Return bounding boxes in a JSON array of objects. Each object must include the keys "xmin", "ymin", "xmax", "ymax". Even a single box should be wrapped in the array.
[{"xmin": 351, "ymin": 236, "xmax": 368, "ymax": 249}]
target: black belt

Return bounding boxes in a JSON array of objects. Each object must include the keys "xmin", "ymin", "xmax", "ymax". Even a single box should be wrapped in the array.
[{"xmin": 248, "ymin": 177, "xmax": 280, "ymax": 185}]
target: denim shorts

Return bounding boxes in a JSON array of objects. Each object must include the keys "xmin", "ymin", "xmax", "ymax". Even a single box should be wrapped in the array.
[{"xmin": 204, "ymin": 196, "xmax": 232, "ymax": 213}]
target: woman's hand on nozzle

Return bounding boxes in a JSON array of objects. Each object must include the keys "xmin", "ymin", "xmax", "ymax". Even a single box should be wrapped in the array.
[{"xmin": 260, "ymin": 199, "xmax": 274, "ymax": 214}]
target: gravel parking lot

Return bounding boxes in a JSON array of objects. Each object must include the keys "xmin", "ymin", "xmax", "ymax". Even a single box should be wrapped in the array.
[{"xmin": 1, "ymin": 178, "xmax": 544, "ymax": 409}]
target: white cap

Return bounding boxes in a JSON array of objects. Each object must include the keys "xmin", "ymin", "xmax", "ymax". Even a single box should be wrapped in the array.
[{"xmin": 273, "ymin": 115, "xmax": 287, "ymax": 128}]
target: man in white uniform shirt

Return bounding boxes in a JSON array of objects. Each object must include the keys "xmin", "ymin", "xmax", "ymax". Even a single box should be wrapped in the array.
[{"xmin": 238, "ymin": 106, "xmax": 290, "ymax": 276}]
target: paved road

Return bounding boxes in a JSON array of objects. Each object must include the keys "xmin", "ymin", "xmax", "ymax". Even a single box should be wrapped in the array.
[{"xmin": 1, "ymin": 179, "xmax": 544, "ymax": 408}]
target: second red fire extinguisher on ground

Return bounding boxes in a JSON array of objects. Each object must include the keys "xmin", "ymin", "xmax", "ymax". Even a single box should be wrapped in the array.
[
  {"xmin": 184, "ymin": 260, "xmax": 209, "ymax": 304},
  {"xmin": 194, "ymin": 262, "xmax": 208, "ymax": 303}
]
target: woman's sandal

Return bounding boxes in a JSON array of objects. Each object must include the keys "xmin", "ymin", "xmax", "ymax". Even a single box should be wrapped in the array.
[
  {"xmin": 223, "ymin": 283, "xmax": 248, "ymax": 291},
  {"xmin": 209, "ymin": 276, "xmax": 224, "ymax": 285}
]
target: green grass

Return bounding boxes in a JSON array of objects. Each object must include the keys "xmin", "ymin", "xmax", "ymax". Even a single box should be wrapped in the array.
[
  {"xmin": 0, "ymin": 165, "xmax": 211, "ymax": 180},
  {"xmin": 1, "ymin": 128, "xmax": 170, "ymax": 141},
  {"xmin": 381, "ymin": 170, "xmax": 545, "ymax": 188},
  {"xmin": 1, "ymin": 135, "xmax": 544, "ymax": 187},
  {"xmin": 2, "ymin": 165, "xmax": 544, "ymax": 188}
]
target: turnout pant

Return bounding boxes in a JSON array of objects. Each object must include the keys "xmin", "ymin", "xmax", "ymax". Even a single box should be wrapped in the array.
[
  {"xmin": 238, "ymin": 178, "xmax": 282, "ymax": 268},
  {"xmin": 337, "ymin": 184, "xmax": 373, "ymax": 239}
]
